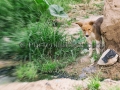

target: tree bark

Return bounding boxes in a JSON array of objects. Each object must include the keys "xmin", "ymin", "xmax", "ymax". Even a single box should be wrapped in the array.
[{"xmin": 101, "ymin": 0, "xmax": 120, "ymax": 55}]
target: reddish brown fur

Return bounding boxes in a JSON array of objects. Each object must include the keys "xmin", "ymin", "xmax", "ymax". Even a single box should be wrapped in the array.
[{"xmin": 76, "ymin": 17, "xmax": 103, "ymax": 40}]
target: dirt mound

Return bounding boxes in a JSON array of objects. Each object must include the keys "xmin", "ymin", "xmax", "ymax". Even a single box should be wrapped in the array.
[{"xmin": 0, "ymin": 78, "xmax": 120, "ymax": 90}]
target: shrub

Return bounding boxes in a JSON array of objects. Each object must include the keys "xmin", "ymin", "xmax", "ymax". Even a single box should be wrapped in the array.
[
  {"xmin": 0, "ymin": 22, "xmax": 66, "ymax": 59},
  {"xmin": 88, "ymin": 75, "xmax": 100, "ymax": 90},
  {"xmin": 16, "ymin": 62, "xmax": 38, "ymax": 81},
  {"xmin": 91, "ymin": 52, "xmax": 101, "ymax": 62},
  {"xmin": 41, "ymin": 60, "xmax": 59, "ymax": 73},
  {"xmin": 0, "ymin": 0, "xmax": 48, "ymax": 36}
]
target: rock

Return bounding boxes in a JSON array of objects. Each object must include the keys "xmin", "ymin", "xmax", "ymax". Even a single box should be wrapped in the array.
[
  {"xmin": 97, "ymin": 49, "xmax": 118, "ymax": 65},
  {"xmin": 82, "ymin": 65, "xmax": 96, "ymax": 74},
  {"xmin": 79, "ymin": 73, "xmax": 87, "ymax": 80},
  {"xmin": 0, "ymin": 75, "xmax": 16, "ymax": 85},
  {"xmin": 79, "ymin": 65, "xmax": 96, "ymax": 80}
]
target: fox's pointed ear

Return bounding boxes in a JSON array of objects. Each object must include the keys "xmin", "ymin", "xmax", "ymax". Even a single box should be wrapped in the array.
[
  {"xmin": 76, "ymin": 22, "xmax": 83, "ymax": 27},
  {"xmin": 89, "ymin": 21, "xmax": 94, "ymax": 25}
]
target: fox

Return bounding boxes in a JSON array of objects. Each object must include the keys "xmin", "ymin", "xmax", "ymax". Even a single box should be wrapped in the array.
[{"xmin": 76, "ymin": 17, "xmax": 103, "ymax": 57}]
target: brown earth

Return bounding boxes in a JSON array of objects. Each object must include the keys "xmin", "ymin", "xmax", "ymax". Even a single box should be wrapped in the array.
[
  {"xmin": 64, "ymin": 56, "xmax": 91, "ymax": 76},
  {"xmin": 0, "ymin": 60, "xmax": 19, "ymax": 69},
  {"xmin": 64, "ymin": 55, "xmax": 120, "ymax": 80}
]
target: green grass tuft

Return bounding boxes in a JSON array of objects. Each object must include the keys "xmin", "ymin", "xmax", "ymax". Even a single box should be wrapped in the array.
[
  {"xmin": 88, "ymin": 75, "xmax": 100, "ymax": 90},
  {"xmin": 16, "ymin": 62, "xmax": 38, "ymax": 81}
]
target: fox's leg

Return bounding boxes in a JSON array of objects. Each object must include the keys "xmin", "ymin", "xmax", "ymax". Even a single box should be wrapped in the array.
[
  {"xmin": 87, "ymin": 39, "xmax": 93, "ymax": 57},
  {"xmin": 96, "ymin": 40, "xmax": 101, "ymax": 54}
]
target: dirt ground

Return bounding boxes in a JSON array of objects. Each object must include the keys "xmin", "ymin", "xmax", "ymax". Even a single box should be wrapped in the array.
[
  {"xmin": 64, "ymin": 56, "xmax": 91, "ymax": 76},
  {"xmin": 64, "ymin": 55, "xmax": 120, "ymax": 80},
  {"xmin": 98, "ymin": 61, "xmax": 120, "ymax": 80},
  {"xmin": 0, "ymin": 60, "xmax": 19, "ymax": 69}
]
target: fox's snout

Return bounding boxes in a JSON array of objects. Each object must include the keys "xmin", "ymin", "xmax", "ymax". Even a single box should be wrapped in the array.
[
  {"xmin": 85, "ymin": 35, "xmax": 89, "ymax": 37},
  {"xmin": 85, "ymin": 32, "xmax": 89, "ymax": 37}
]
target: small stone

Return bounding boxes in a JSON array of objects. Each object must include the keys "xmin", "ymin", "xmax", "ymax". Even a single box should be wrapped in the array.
[
  {"xmin": 82, "ymin": 66, "xmax": 96, "ymax": 74},
  {"xmin": 79, "ymin": 73, "xmax": 87, "ymax": 80}
]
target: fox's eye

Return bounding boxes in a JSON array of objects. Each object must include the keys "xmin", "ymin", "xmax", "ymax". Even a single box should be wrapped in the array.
[
  {"xmin": 88, "ymin": 29, "xmax": 90, "ymax": 30},
  {"xmin": 83, "ymin": 29, "xmax": 85, "ymax": 31}
]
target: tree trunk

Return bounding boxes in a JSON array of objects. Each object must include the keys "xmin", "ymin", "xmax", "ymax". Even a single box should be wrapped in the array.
[{"xmin": 101, "ymin": 0, "xmax": 120, "ymax": 55}]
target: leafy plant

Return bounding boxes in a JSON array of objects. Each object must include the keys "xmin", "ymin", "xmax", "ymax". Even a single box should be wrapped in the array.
[
  {"xmin": 41, "ymin": 60, "xmax": 59, "ymax": 73},
  {"xmin": 0, "ymin": 22, "xmax": 66, "ymax": 59},
  {"xmin": 0, "ymin": 0, "xmax": 47, "ymax": 35},
  {"xmin": 93, "ymin": 2, "xmax": 104, "ymax": 11},
  {"xmin": 16, "ymin": 62, "xmax": 38, "ymax": 81},
  {"xmin": 92, "ymin": 52, "xmax": 100, "ymax": 62},
  {"xmin": 49, "ymin": 4, "xmax": 68, "ymax": 18},
  {"xmin": 84, "ymin": 15, "xmax": 89, "ymax": 19},
  {"xmin": 88, "ymin": 75, "xmax": 100, "ymax": 90},
  {"xmin": 34, "ymin": 0, "xmax": 49, "ymax": 13}
]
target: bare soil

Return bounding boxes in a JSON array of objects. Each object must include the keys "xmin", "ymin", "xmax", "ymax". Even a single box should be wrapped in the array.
[
  {"xmin": 0, "ymin": 60, "xmax": 19, "ymax": 69},
  {"xmin": 64, "ymin": 56, "xmax": 91, "ymax": 76},
  {"xmin": 98, "ymin": 61, "xmax": 120, "ymax": 80},
  {"xmin": 64, "ymin": 55, "xmax": 120, "ymax": 80}
]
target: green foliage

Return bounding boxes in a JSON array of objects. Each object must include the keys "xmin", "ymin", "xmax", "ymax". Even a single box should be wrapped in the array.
[
  {"xmin": 26, "ymin": 22, "xmax": 67, "ymax": 59},
  {"xmin": 48, "ymin": 0, "xmax": 76, "ymax": 11},
  {"xmin": 34, "ymin": 0, "xmax": 49, "ymax": 12},
  {"xmin": 93, "ymin": 2, "xmax": 104, "ymax": 11},
  {"xmin": 0, "ymin": 0, "xmax": 71, "ymax": 59},
  {"xmin": 92, "ymin": 52, "xmax": 100, "ymax": 62},
  {"xmin": 84, "ymin": 15, "xmax": 89, "ymax": 19},
  {"xmin": 76, "ymin": 30, "xmax": 87, "ymax": 49},
  {"xmin": 73, "ymin": 0, "xmax": 90, "ymax": 4},
  {"xmin": 41, "ymin": 60, "xmax": 59, "ymax": 73},
  {"xmin": 16, "ymin": 62, "xmax": 37, "ymax": 81},
  {"xmin": 0, "ymin": 0, "xmax": 50, "ymax": 37},
  {"xmin": 88, "ymin": 75, "xmax": 100, "ymax": 90},
  {"xmin": 0, "ymin": 21, "xmax": 66, "ymax": 58},
  {"xmin": 49, "ymin": 5, "xmax": 68, "ymax": 18},
  {"xmin": 78, "ymin": 30, "xmax": 86, "ymax": 44},
  {"xmin": 0, "ymin": 21, "xmax": 85, "ymax": 60}
]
